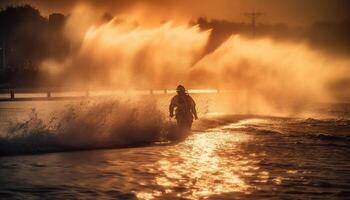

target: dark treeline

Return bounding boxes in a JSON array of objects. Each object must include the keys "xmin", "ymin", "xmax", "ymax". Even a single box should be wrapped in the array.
[
  {"xmin": 195, "ymin": 17, "xmax": 350, "ymax": 57},
  {"xmin": 0, "ymin": 5, "xmax": 69, "ymax": 88}
]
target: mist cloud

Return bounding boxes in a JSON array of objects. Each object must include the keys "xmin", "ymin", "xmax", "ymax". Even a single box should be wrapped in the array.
[{"xmin": 1, "ymin": 2, "xmax": 350, "ymax": 116}]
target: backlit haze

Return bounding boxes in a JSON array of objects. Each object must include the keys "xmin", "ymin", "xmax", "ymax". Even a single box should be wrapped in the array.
[
  {"xmin": 2, "ymin": 2, "xmax": 350, "ymax": 200},
  {"xmin": 2, "ymin": 0, "xmax": 350, "ymax": 116}
]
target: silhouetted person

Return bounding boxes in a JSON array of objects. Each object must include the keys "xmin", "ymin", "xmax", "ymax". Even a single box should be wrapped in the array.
[{"xmin": 169, "ymin": 85, "xmax": 198, "ymax": 130}]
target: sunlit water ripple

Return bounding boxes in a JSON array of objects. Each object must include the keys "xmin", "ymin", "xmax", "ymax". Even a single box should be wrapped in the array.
[
  {"xmin": 1, "ymin": 100, "xmax": 350, "ymax": 199},
  {"xmin": 1, "ymin": 117, "xmax": 350, "ymax": 199}
]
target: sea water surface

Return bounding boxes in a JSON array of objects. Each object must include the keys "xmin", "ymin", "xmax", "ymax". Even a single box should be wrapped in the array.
[{"xmin": 0, "ymin": 96, "xmax": 350, "ymax": 199}]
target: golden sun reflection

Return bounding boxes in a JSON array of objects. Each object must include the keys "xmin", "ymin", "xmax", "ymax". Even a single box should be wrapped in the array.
[{"xmin": 136, "ymin": 123, "xmax": 269, "ymax": 199}]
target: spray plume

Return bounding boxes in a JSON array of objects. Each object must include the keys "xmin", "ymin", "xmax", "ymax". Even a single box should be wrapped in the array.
[{"xmin": 45, "ymin": 4, "xmax": 350, "ymax": 116}]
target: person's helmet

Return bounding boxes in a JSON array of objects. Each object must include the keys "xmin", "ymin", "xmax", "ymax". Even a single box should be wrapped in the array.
[{"xmin": 176, "ymin": 85, "xmax": 186, "ymax": 93}]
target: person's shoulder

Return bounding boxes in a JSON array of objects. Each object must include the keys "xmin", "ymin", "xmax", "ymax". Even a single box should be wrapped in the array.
[
  {"xmin": 186, "ymin": 94, "xmax": 194, "ymax": 99},
  {"xmin": 171, "ymin": 95, "xmax": 179, "ymax": 100},
  {"xmin": 186, "ymin": 94, "xmax": 196, "ymax": 103}
]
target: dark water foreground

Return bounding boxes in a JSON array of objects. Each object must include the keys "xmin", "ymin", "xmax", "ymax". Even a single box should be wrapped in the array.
[{"xmin": 1, "ymin": 115, "xmax": 350, "ymax": 199}]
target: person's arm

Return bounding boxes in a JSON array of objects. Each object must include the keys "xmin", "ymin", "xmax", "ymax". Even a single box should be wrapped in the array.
[
  {"xmin": 169, "ymin": 96, "xmax": 176, "ymax": 118},
  {"xmin": 190, "ymin": 96, "xmax": 198, "ymax": 120}
]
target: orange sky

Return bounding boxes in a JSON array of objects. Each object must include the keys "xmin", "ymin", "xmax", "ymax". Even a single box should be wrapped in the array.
[{"xmin": 1, "ymin": 0, "xmax": 349, "ymax": 25}]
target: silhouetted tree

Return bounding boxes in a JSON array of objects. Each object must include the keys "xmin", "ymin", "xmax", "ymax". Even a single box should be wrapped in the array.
[{"xmin": 0, "ymin": 5, "xmax": 69, "ymax": 87}]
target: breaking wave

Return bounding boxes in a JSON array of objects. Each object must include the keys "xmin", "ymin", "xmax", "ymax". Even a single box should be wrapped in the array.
[{"xmin": 0, "ymin": 98, "xmax": 173, "ymax": 156}]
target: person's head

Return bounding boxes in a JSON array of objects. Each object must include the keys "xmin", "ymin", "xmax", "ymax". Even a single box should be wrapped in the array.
[{"xmin": 176, "ymin": 85, "xmax": 186, "ymax": 95}]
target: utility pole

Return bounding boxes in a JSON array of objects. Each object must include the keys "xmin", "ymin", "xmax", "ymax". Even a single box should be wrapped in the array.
[
  {"xmin": 244, "ymin": 12, "xmax": 265, "ymax": 37},
  {"xmin": 242, "ymin": 11, "xmax": 265, "ymax": 114}
]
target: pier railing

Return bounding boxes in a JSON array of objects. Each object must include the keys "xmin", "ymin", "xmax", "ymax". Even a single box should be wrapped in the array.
[{"xmin": 0, "ymin": 88, "xmax": 221, "ymax": 101}]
